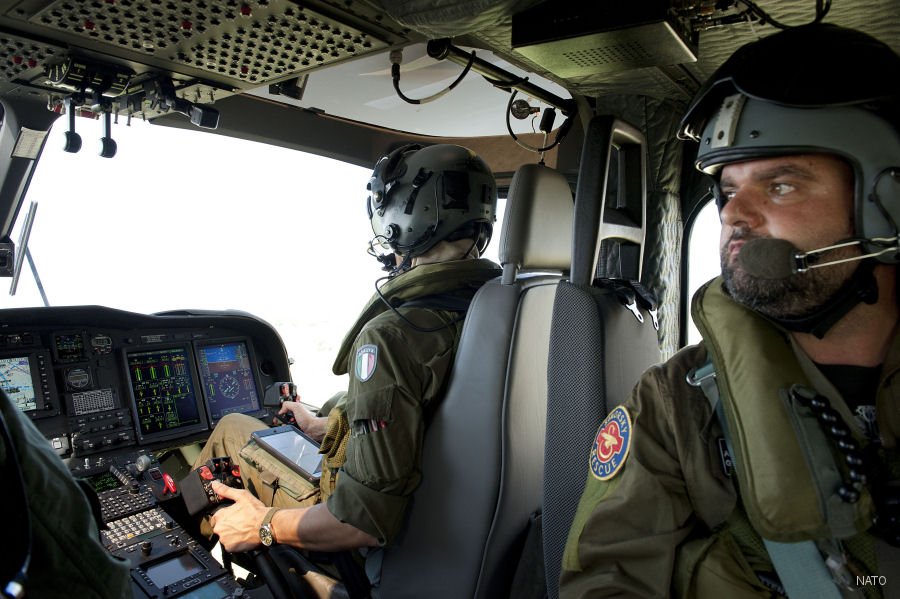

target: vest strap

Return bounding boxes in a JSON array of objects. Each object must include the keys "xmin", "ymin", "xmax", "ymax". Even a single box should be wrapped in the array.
[{"xmin": 763, "ymin": 540, "xmax": 847, "ymax": 599}]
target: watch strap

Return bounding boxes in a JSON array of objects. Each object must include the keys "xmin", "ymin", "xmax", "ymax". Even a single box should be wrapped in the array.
[{"xmin": 261, "ymin": 507, "xmax": 280, "ymax": 543}]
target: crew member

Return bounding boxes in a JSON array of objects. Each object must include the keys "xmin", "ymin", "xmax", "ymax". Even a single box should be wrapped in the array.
[
  {"xmin": 195, "ymin": 144, "xmax": 500, "ymax": 556},
  {"xmin": 560, "ymin": 24, "xmax": 900, "ymax": 597}
]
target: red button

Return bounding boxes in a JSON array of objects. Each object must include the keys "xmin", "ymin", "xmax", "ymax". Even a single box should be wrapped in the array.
[{"xmin": 199, "ymin": 466, "xmax": 213, "ymax": 480}]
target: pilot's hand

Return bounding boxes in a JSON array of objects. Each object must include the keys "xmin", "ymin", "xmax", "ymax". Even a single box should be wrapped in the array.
[
  {"xmin": 208, "ymin": 481, "xmax": 269, "ymax": 552},
  {"xmin": 276, "ymin": 400, "xmax": 315, "ymax": 432}
]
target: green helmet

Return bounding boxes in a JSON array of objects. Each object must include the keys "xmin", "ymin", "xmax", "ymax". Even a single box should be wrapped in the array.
[
  {"xmin": 366, "ymin": 144, "xmax": 497, "ymax": 262},
  {"xmin": 680, "ymin": 24, "xmax": 900, "ymax": 263}
]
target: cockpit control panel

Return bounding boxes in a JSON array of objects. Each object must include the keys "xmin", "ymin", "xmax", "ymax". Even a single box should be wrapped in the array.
[
  {"xmin": 1, "ymin": 306, "xmax": 290, "ymax": 597},
  {"xmin": 0, "ymin": 306, "xmax": 290, "ymax": 460}
]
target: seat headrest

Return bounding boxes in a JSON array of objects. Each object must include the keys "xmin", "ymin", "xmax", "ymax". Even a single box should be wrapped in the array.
[{"xmin": 498, "ymin": 164, "xmax": 574, "ymax": 283}]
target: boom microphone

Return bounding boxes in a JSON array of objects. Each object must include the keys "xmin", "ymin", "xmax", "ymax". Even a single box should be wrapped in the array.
[
  {"xmin": 738, "ymin": 235, "xmax": 900, "ymax": 279},
  {"xmin": 737, "ymin": 238, "xmax": 798, "ymax": 279}
]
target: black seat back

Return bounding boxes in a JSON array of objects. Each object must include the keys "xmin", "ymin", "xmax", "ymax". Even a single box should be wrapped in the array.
[{"xmin": 542, "ymin": 116, "xmax": 662, "ymax": 599}]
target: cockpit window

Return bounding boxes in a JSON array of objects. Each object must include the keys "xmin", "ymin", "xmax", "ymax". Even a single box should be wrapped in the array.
[
  {"xmin": 6, "ymin": 119, "xmax": 505, "ymax": 406},
  {"xmin": 685, "ymin": 200, "xmax": 721, "ymax": 345},
  {"xmin": 3, "ymin": 120, "xmax": 378, "ymax": 406}
]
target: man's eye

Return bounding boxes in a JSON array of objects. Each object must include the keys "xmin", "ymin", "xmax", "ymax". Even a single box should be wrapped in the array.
[
  {"xmin": 723, "ymin": 189, "xmax": 737, "ymax": 200},
  {"xmin": 771, "ymin": 182, "xmax": 795, "ymax": 196}
]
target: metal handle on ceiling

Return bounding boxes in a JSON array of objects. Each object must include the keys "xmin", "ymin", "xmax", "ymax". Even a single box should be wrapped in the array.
[{"xmin": 426, "ymin": 38, "xmax": 577, "ymax": 117}]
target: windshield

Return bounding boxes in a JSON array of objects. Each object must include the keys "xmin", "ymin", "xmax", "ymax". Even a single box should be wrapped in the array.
[{"xmin": 6, "ymin": 119, "xmax": 504, "ymax": 406}]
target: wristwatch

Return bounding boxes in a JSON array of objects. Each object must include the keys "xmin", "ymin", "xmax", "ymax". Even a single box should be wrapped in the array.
[{"xmin": 258, "ymin": 507, "xmax": 280, "ymax": 547}]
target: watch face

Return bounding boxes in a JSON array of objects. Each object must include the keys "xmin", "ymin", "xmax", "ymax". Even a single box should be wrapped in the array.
[{"xmin": 259, "ymin": 525, "xmax": 274, "ymax": 546}]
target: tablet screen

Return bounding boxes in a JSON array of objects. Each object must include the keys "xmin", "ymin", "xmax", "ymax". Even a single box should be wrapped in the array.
[{"xmin": 255, "ymin": 427, "xmax": 322, "ymax": 478}]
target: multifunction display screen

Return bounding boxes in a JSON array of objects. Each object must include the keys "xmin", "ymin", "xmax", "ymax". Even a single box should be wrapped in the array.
[
  {"xmin": 0, "ymin": 356, "xmax": 36, "ymax": 412},
  {"xmin": 87, "ymin": 471, "xmax": 122, "ymax": 493},
  {"xmin": 145, "ymin": 552, "xmax": 205, "ymax": 588},
  {"xmin": 196, "ymin": 340, "xmax": 260, "ymax": 422},
  {"xmin": 55, "ymin": 333, "xmax": 85, "ymax": 361},
  {"xmin": 127, "ymin": 347, "xmax": 201, "ymax": 437}
]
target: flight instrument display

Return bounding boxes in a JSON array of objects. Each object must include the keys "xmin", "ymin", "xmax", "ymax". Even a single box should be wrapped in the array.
[
  {"xmin": 127, "ymin": 347, "xmax": 201, "ymax": 437},
  {"xmin": 0, "ymin": 356, "xmax": 36, "ymax": 412},
  {"xmin": 196, "ymin": 340, "xmax": 260, "ymax": 422}
]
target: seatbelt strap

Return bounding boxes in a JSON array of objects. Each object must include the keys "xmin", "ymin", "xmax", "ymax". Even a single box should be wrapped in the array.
[{"xmin": 687, "ymin": 356, "xmax": 844, "ymax": 599}]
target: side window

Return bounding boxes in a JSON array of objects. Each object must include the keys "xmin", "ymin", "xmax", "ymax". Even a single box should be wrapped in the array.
[{"xmin": 685, "ymin": 200, "xmax": 721, "ymax": 345}]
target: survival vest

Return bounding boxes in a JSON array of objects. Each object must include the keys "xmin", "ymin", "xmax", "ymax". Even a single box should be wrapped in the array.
[{"xmin": 691, "ymin": 277, "xmax": 878, "ymax": 542}]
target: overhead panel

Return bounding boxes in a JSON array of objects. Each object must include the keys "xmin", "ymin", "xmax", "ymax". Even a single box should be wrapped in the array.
[
  {"xmin": 24, "ymin": 0, "xmax": 391, "ymax": 88},
  {"xmin": 0, "ymin": 0, "xmax": 403, "ymax": 97}
]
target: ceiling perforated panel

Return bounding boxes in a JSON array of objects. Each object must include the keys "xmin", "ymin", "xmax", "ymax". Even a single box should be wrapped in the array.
[
  {"xmin": 2, "ymin": 0, "xmax": 401, "ymax": 91},
  {"xmin": 0, "ymin": 32, "xmax": 67, "ymax": 84},
  {"xmin": 31, "ymin": 0, "xmax": 388, "ymax": 86}
]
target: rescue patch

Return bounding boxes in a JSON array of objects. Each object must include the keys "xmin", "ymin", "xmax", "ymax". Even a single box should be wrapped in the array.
[
  {"xmin": 589, "ymin": 405, "xmax": 632, "ymax": 481},
  {"xmin": 355, "ymin": 344, "xmax": 378, "ymax": 382}
]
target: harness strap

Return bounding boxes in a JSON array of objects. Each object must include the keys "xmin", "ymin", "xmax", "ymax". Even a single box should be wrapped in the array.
[
  {"xmin": 398, "ymin": 291, "xmax": 474, "ymax": 312},
  {"xmin": 595, "ymin": 278, "xmax": 660, "ymax": 330},
  {"xmin": 687, "ymin": 356, "xmax": 845, "ymax": 599}
]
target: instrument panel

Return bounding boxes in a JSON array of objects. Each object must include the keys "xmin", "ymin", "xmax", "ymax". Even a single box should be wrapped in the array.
[{"xmin": 0, "ymin": 306, "xmax": 291, "ymax": 465}]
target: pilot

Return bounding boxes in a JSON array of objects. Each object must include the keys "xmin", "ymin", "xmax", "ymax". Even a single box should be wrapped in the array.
[
  {"xmin": 193, "ymin": 144, "xmax": 500, "ymax": 557},
  {"xmin": 560, "ymin": 24, "xmax": 900, "ymax": 598}
]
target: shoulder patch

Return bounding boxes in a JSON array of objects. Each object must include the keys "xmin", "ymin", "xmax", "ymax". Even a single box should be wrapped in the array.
[
  {"xmin": 355, "ymin": 344, "xmax": 378, "ymax": 382},
  {"xmin": 589, "ymin": 405, "xmax": 632, "ymax": 481}
]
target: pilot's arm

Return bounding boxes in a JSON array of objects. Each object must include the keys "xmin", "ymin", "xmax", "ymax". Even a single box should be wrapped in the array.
[
  {"xmin": 209, "ymin": 482, "xmax": 377, "ymax": 552},
  {"xmin": 560, "ymin": 345, "xmax": 735, "ymax": 598},
  {"xmin": 324, "ymin": 311, "xmax": 457, "ymax": 547}
]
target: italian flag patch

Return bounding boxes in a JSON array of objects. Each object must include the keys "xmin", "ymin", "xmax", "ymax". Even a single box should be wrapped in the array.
[{"xmin": 355, "ymin": 344, "xmax": 378, "ymax": 382}]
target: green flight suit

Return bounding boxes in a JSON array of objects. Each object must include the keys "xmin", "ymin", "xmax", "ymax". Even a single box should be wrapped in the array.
[
  {"xmin": 196, "ymin": 258, "xmax": 500, "ymax": 547},
  {"xmin": 560, "ymin": 278, "xmax": 900, "ymax": 598},
  {"xmin": 0, "ymin": 391, "xmax": 131, "ymax": 599}
]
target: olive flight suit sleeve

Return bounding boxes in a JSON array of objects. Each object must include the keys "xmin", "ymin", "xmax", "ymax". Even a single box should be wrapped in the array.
[
  {"xmin": 325, "ymin": 308, "xmax": 458, "ymax": 546},
  {"xmin": 0, "ymin": 392, "xmax": 132, "ymax": 599},
  {"xmin": 560, "ymin": 344, "xmax": 735, "ymax": 598}
]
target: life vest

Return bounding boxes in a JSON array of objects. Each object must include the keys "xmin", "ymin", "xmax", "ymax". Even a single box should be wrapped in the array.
[{"xmin": 691, "ymin": 277, "xmax": 877, "ymax": 541}]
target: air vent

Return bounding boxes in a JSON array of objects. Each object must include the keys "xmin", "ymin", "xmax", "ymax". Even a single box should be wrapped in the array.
[{"xmin": 562, "ymin": 42, "xmax": 654, "ymax": 69}]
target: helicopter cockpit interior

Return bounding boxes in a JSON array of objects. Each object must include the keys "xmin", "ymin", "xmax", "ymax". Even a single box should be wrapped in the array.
[{"xmin": 1, "ymin": 1, "xmax": 899, "ymax": 598}]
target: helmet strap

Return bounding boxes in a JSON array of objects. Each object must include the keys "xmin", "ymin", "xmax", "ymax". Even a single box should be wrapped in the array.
[{"xmin": 767, "ymin": 260, "xmax": 879, "ymax": 339}]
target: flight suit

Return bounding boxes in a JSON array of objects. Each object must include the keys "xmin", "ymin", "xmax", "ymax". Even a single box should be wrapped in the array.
[
  {"xmin": 0, "ymin": 391, "xmax": 132, "ymax": 599},
  {"xmin": 560, "ymin": 277, "xmax": 900, "ymax": 598},
  {"xmin": 195, "ymin": 258, "xmax": 501, "ymax": 546}
]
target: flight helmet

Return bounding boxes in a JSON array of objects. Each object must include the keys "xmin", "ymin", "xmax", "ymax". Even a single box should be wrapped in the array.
[
  {"xmin": 679, "ymin": 24, "xmax": 900, "ymax": 263},
  {"xmin": 367, "ymin": 144, "xmax": 497, "ymax": 265}
]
